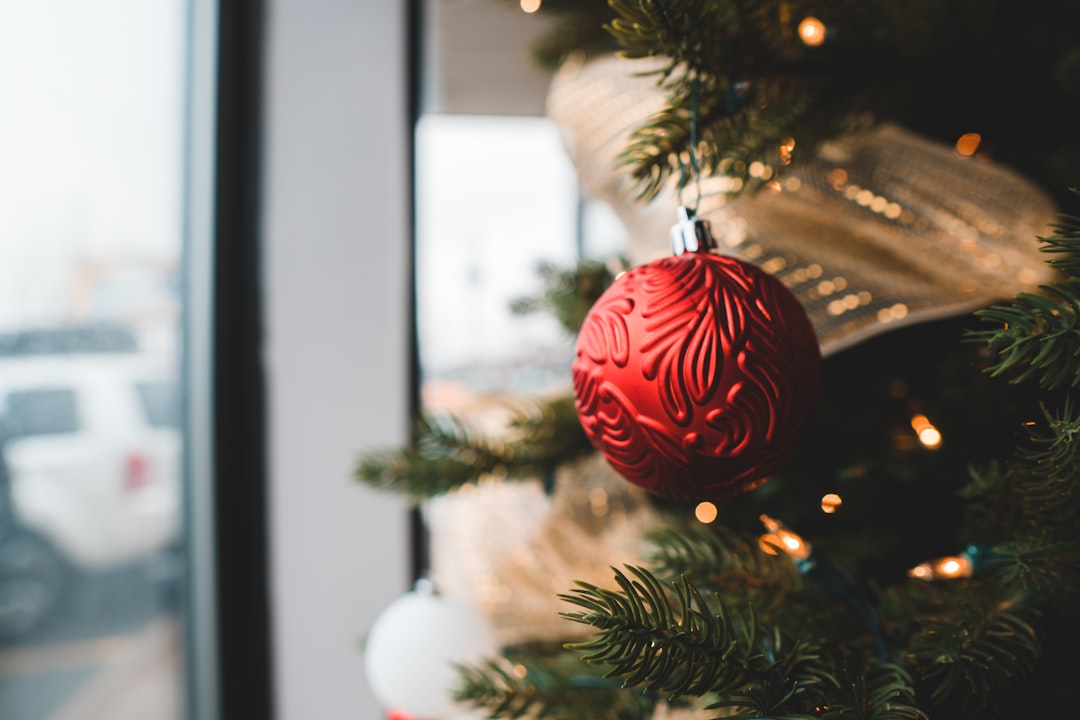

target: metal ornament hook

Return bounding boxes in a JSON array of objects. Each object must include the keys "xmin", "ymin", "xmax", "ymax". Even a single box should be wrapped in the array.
[{"xmin": 670, "ymin": 205, "xmax": 717, "ymax": 255}]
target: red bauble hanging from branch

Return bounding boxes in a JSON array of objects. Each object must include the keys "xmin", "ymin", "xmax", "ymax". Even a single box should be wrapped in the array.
[{"xmin": 572, "ymin": 208, "xmax": 821, "ymax": 502}]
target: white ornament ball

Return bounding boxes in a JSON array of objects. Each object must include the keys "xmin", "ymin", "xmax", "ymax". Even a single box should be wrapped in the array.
[{"xmin": 364, "ymin": 586, "xmax": 497, "ymax": 719}]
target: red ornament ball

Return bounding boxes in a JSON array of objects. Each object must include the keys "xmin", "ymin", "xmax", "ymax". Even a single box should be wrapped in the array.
[{"xmin": 572, "ymin": 251, "xmax": 821, "ymax": 502}]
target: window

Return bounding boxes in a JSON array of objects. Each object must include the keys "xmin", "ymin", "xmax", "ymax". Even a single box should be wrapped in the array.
[
  {"xmin": 0, "ymin": 2, "xmax": 195, "ymax": 718},
  {"xmin": 415, "ymin": 114, "xmax": 580, "ymax": 398},
  {"xmin": 5, "ymin": 389, "xmax": 79, "ymax": 438},
  {"xmin": 137, "ymin": 381, "xmax": 180, "ymax": 430}
]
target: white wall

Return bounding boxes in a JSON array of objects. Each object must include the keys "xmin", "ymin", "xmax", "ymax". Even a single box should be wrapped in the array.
[{"xmin": 263, "ymin": 1, "xmax": 412, "ymax": 718}]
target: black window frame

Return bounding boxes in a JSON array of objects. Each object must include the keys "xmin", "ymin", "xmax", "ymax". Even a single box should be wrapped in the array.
[{"xmin": 210, "ymin": 1, "xmax": 274, "ymax": 717}]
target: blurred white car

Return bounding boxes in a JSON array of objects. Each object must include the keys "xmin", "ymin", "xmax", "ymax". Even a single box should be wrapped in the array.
[{"xmin": 0, "ymin": 334, "xmax": 181, "ymax": 636}]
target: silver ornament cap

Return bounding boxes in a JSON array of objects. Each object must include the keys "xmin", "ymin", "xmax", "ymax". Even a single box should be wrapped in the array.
[{"xmin": 669, "ymin": 205, "xmax": 717, "ymax": 255}]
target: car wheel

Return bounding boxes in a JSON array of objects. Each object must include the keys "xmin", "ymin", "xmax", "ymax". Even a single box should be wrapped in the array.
[{"xmin": 0, "ymin": 528, "xmax": 69, "ymax": 640}]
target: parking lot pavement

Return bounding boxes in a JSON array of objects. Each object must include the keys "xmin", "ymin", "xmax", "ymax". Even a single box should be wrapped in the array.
[{"xmin": 0, "ymin": 618, "xmax": 181, "ymax": 720}]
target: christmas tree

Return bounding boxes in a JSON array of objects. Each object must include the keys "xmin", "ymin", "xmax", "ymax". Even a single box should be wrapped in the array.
[{"xmin": 359, "ymin": 1, "xmax": 1080, "ymax": 718}]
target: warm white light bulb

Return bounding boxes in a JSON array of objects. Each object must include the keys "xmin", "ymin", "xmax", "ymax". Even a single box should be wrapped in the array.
[
  {"xmin": 798, "ymin": 17, "xmax": 826, "ymax": 46},
  {"xmin": 918, "ymin": 426, "xmax": 943, "ymax": 448},
  {"xmin": 695, "ymin": 501, "xmax": 718, "ymax": 523},
  {"xmin": 955, "ymin": 132, "xmax": 982, "ymax": 156},
  {"xmin": 821, "ymin": 493, "xmax": 843, "ymax": 513},
  {"xmin": 759, "ymin": 515, "xmax": 811, "ymax": 560},
  {"xmin": 911, "ymin": 414, "xmax": 943, "ymax": 449},
  {"xmin": 908, "ymin": 564, "xmax": 933, "ymax": 580},
  {"xmin": 909, "ymin": 553, "xmax": 974, "ymax": 580}
]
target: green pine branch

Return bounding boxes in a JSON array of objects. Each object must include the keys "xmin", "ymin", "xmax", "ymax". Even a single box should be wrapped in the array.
[
  {"xmin": 969, "ymin": 212, "xmax": 1080, "ymax": 391},
  {"xmin": 618, "ymin": 75, "xmax": 828, "ymax": 199},
  {"xmin": 956, "ymin": 396, "xmax": 1080, "ymax": 596},
  {"xmin": 708, "ymin": 657, "xmax": 925, "ymax": 720},
  {"xmin": 510, "ymin": 259, "xmax": 626, "ymax": 335},
  {"xmin": 509, "ymin": 393, "xmax": 597, "ymax": 466},
  {"xmin": 642, "ymin": 523, "xmax": 803, "ymax": 608},
  {"xmin": 985, "ymin": 538, "xmax": 1080, "ymax": 597},
  {"xmin": 599, "ymin": 1, "xmax": 1080, "ymax": 202},
  {"xmin": 1036, "ymin": 212, "xmax": 1080, "ymax": 274},
  {"xmin": 709, "ymin": 650, "xmax": 848, "ymax": 719},
  {"xmin": 905, "ymin": 592, "xmax": 1041, "ymax": 705},
  {"xmin": 961, "ymin": 398, "xmax": 1080, "ymax": 542},
  {"xmin": 969, "ymin": 280, "xmax": 1080, "ymax": 391},
  {"xmin": 355, "ymin": 395, "xmax": 593, "ymax": 503},
  {"xmin": 607, "ymin": 0, "xmax": 755, "ymax": 80},
  {"xmin": 355, "ymin": 414, "xmax": 504, "ymax": 502},
  {"xmin": 603, "ymin": 0, "xmax": 889, "ymax": 200},
  {"xmin": 958, "ymin": 461, "xmax": 1025, "ymax": 542},
  {"xmin": 818, "ymin": 661, "xmax": 927, "ymax": 720},
  {"xmin": 560, "ymin": 566, "xmax": 835, "ymax": 703},
  {"xmin": 494, "ymin": 0, "xmax": 618, "ymax": 69},
  {"xmin": 1018, "ymin": 397, "xmax": 1080, "ymax": 488},
  {"xmin": 455, "ymin": 654, "xmax": 657, "ymax": 720},
  {"xmin": 607, "ymin": 0, "xmax": 835, "ymax": 199}
]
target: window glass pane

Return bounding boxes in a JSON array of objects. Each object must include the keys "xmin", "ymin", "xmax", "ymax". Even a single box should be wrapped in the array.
[
  {"xmin": 0, "ymin": 2, "xmax": 189, "ymax": 718},
  {"xmin": 415, "ymin": 114, "xmax": 580, "ymax": 400},
  {"xmin": 5, "ymin": 389, "xmax": 80, "ymax": 438},
  {"xmin": 136, "ymin": 382, "xmax": 181, "ymax": 430}
]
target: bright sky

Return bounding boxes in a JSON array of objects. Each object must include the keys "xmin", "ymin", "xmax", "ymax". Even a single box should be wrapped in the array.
[
  {"xmin": 0, "ymin": 2, "xmax": 620, "ymax": 355},
  {"xmin": 415, "ymin": 114, "xmax": 580, "ymax": 376},
  {"xmin": 0, "ymin": 0, "xmax": 183, "ymax": 326}
]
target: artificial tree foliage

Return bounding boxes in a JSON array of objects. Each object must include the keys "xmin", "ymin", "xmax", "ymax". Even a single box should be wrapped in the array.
[
  {"xmin": 500, "ymin": 0, "xmax": 1080, "ymax": 203},
  {"xmin": 359, "ymin": 1, "xmax": 1080, "ymax": 717},
  {"xmin": 359, "ymin": 217, "xmax": 1080, "ymax": 718}
]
